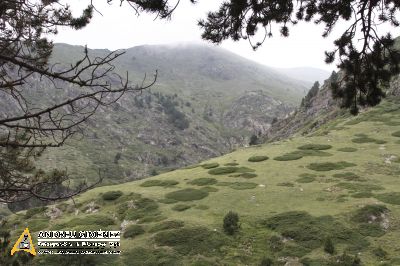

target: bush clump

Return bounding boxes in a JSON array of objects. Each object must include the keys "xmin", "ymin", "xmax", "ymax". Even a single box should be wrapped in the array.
[
  {"xmin": 25, "ymin": 206, "xmax": 47, "ymax": 219},
  {"xmin": 140, "ymin": 180, "xmax": 179, "ymax": 187},
  {"xmin": 188, "ymin": 178, "xmax": 217, "ymax": 186},
  {"xmin": 307, "ymin": 161, "xmax": 356, "ymax": 171},
  {"xmin": 224, "ymin": 162, "xmax": 239, "ymax": 166},
  {"xmin": 324, "ymin": 237, "xmax": 335, "ymax": 254},
  {"xmin": 298, "ymin": 144, "xmax": 332, "ymax": 150},
  {"xmin": 277, "ymin": 182, "xmax": 295, "ymax": 187},
  {"xmin": 208, "ymin": 167, "xmax": 238, "ymax": 175},
  {"xmin": 122, "ymin": 247, "xmax": 181, "ymax": 266},
  {"xmin": 274, "ymin": 153, "xmax": 303, "ymax": 161},
  {"xmin": 172, "ymin": 204, "xmax": 191, "ymax": 212},
  {"xmin": 201, "ymin": 163, "xmax": 220, "ymax": 169},
  {"xmin": 101, "ymin": 191, "xmax": 123, "ymax": 201},
  {"xmin": 154, "ymin": 227, "xmax": 227, "ymax": 255},
  {"xmin": 200, "ymin": 186, "xmax": 218, "ymax": 193},
  {"xmin": 248, "ymin": 156, "xmax": 269, "ymax": 162},
  {"xmin": 223, "ymin": 211, "xmax": 240, "ymax": 235},
  {"xmin": 165, "ymin": 188, "xmax": 209, "ymax": 202},
  {"xmin": 296, "ymin": 173, "xmax": 316, "ymax": 183},
  {"xmin": 352, "ymin": 205, "xmax": 388, "ymax": 223},
  {"xmin": 259, "ymin": 257, "xmax": 274, "ymax": 266},
  {"xmin": 333, "ymin": 172, "xmax": 363, "ymax": 181},
  {"xmin": 149, "ymin": 220, "xmax": 184, "ymax": 233},
  {"xmin": 231, "ymin": 172, "xmax": 258, "ymax": 179},
  {"xmin": 392, "ymin": 131, "xmax": 400, "ymax": 137},
  {"xmin": 121, "ymin": 197, "xmax": 160, "ymax": 221},
  {"xmin": 375, "ymin": 192, "xmax": 400, "ymax": 205},
  {"xmin": 123, "ymin": 224, "xmax": 145, "ymax": 238}
]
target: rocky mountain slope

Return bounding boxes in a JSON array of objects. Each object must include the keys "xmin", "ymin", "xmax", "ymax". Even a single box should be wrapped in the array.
[
  {"xmin": 5, "ymin": 95, "xmax": 400, "ymax": 265},
  {"xmin": 2, "ymin": 43, "xmax": 312, "ymax": 185}
]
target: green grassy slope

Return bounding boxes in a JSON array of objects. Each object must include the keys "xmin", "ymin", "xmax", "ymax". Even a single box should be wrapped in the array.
[{"xmin": 5, "ymin": 97, "xmax": 400, "ymax": 265}]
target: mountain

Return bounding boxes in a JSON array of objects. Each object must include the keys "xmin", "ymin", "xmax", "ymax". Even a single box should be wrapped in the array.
[
  {"xmin": 274, "ymin": 66, "xmax": 331, "ymax": 85},
  {"xmin": 11, "ymin": 43, "xmax": 309, "ymax": 186},
  {"xmin": 6, "ymin": 93, "xmax": 400, "ymax": 265}
]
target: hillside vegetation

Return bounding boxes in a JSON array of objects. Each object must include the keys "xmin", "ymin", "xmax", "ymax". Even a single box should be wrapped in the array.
[
  {"xmin": 17, "ymin": 43, "xmax": 310, "ymax": 186},
  {"xmin": 6, "ymin": 96, "xmax": 400, "ymax": 265}
]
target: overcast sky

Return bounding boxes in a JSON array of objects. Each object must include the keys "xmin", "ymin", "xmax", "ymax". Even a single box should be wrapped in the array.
[{"xmin": 54, "ymin": 1, "xmax": 400, "ymax": 72}]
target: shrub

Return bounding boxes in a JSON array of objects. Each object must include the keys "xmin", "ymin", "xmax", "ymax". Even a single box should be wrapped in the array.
[
  {"xmin": 122, "ymin": 247, "xmax": 181, "ymax": 266},
  {"xmin": 259, "ymin": 257, "xmax": 273, "ymax": 266},
  {"xmin": 333, "ymin": 172, "xmax": 363, "ymax": 181},
  {"xmin": 392, "ymin": 131, "xmax": 400, "ymax": 137},
  {"xmin": 351, "ymin": 192, "xmax": 373, "ymax": 198},
  {"xmin": 165, "ymin": 188, "xmax": 209, "ymax": 202},
  {"xmin": 330, "ymin": 252, "xmax": 361, "ymax": 266},
  {"xmin": 324, "ymin": 237, "xmax": 335, "ymax": 254},
  {"xmin": 274, "ymin": 153, "xmax": 303, "ymax": 161},
  {"xmin": 149, "ymin": 220, "xmax": 184, "ymax": 233},
  {"xmin": 208, "ymin": 167, "xmax": 238, "ymax": 175},
  {"xmin": 158, "ymin": 198, "xmax": 178, "ymax": 204},
  {"xmin": 338, "ymin": 147, "xmax": 358, "ymax": 152},
  {"xmin": 188, "ymin": 178, "xmax": 217, "ymax": 186},
  {"xmin": 352, "ymin": 205, "xmax": 388, "ymax": 223},
  {"xmin": 268, "ymin": 235, "xmax": 283, "ymax": 251},
  {"xmin": 123, "ymin": 198, "xmax": 160, "ymax": 221},
  {"xmin": 298, "ymin": 144, "xmax": 332, "ymax": 150},
  {"xmin": 307, "ymin": 161, "xmax": 356, "ymax": 171},
  {"xmin": 357, "ymin": 223, "xmax": 385, "ymax": 237},
  {"xmin": 223, "ymin": 211, "xmax": 240, "ymax": 235},
  {"xmin": 248, "ymin": 156, "xmax": 269, "ymax": 162},
  {"xmin": 140, "ymin": 180, "xmax": 179, "ymax": 187},
  {"xmin": 296, "ymin": 174, "xmax": 316, "ymax": 183},
  {"xmin": 123, "ymin": 224, "xmax": 145, "ymax": 238},
  {"xmin": 375, "ymin": 192, "xmax": 400, "ymax": 205},
  {"xmin": 25, "ymin": 206, "xmax": 47, "ymax": 219},
  {"xmin": 101, "ymin": 191, "xmax": 123, "ymax": 201},
  {"xmin": 201, "ymin": 163, "xmax": 220, "ymax": 169},
  {"xmin": 172, "ymin": 204, "xmax": 191, "ymax": 212},
  {"xmin": 154, "ymin": 227, "xmax": 227, "ymax": 255},
  {"xmin": 231, "ymin": 173, "xmax": 258, "ymax": 179},
  {"xmin": 373, "ymin": 247, "xmax": 388, "ymax": 258}
]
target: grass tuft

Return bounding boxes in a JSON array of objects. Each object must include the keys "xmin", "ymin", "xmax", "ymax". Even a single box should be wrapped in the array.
[
  {"xmin": 392, "ymin": 131, "xmax": 400, "ymax": 137},
  {"xmin": 333, "ymin": 172, "xmax": 363, "ymax": 181},
  {"xmin": 208, "ymin": 167, "xmax": 238, "ymax": 175},
  {"xmin": 201, "ymin": 163, "xmax": 220, "ymax": 169},
  {"xmin": 375, "ymin": 192, "xmax": 400, "ymax": 205},
  {"xmin": 337, "ymin": 147, "xmax": 358, "ymax": 152},
  {"xmin": 149, "ymin": 220, "xmax": 184, "ymax": 233},
  {"xmin": 172, "ymin": 204, "xmax": 192, "ymax": 212},
  {"xmin": 274, "ymin": 153, "xmax": 303, "ymax": 161},
  {"xmin": 101, "ymin": 191, "xmax": 123, "ymax": 201}
]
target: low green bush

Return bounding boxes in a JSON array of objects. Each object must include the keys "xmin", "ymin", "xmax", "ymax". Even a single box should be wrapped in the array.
[
  {"xmin": 333, "ymin": 172, "xmax": 363, "ymax": 181},
  {"xmin": 248, "ymin": 156, "xmax": 269, "ymax": 162},
  {"xmin": 274, "ymin": 153, "xmax": 303, "ymax": 161},
  {"xmin": 54, "ymin": 214, "xmax": 115, "ymax": 230},
  {"xmin": 231, "ymin": 173, "xmax": 258, "ymax": 179},
  {"xmin": 194, "ymin": 205, "xmax": 209, "ymax": 210},
  {"xmin": 25, "ymin": 206, "xmax": 47, "ymax": 219},
  {"xmin": 296, "ymin": 173, "xmax": 316, "ymax": 183},
  {"xmin": 208, "ymin": 167, "xmax": 238, "ymax": 175},
  {"xmin": 201, "ymin": 163, "xmax": 220, "ymax": 169},
  {"xmin": 337, "ymin": 182, "xmax": 384, "ymax": 193},
  {"xmin": 172, "ymin": 204, "xmax": 192, "ymax": 212},
  {"xmin": 223, "ymin": 211, "xmax": 240, "ymax": 235},
  {"xmin": 324, "ymin": 237, "xmax": 335, "ymax": 254},
  {"xmin": 352, "ymin": 205, "xmax": 388, "ymax": 223},
  {"xmin": 337, "ymin": 147, "xmax": 358, "ymax": 152},
  {"xmin": 392, "ymin": 131, "xmax": 400, "ymax": 137},
  {"xmin": 188, "ymin": 178, "xmax": 217, "ymax": 186},
  {"xmin": 140, "ymin": 180, "xmax": 179, "ymax": 187},
  {"xmin": 352, "ymin": 136, "xmax": 386, "ymax": 144},
  {"xmin": 122, "ymin": 198, "xmax": 160, "ymax": 221},
  {"xmin": 158, "ymin": 198, "xmax": 178, "ymax": 204},
  {"xmin": 307, "ymin": 161, "xmax": 356, "ymax": 171},
  {"xmin": 357, "ymin": 223, "xmax": 385, "ymax": 237},
  {"xmin": 149, "ymin": 220, "xmax": 184, "ymax": 233},
  {"xmin": 101, "ymin": 191, "xmax": 123, "ymax": 201},
  {"xmin": 165, "ymin": 188, "xmax": 209, "ymax": 202},
  {"xmin": 375, "ymin": 192, "xmax": 400, "ymax": 205},
  {"xmin": 260, "ymin": 257, "xmax": 274, "ymax": 266},
  {"xmin": 123, "ymin": 224, "xmax": 145, "ymax": 238},
  {"xmin": 224, "ymin": 162, "xmax": 239, "ymax": 166},
  {"xmin": 351, "ymin": 192, "xmax": 373, "ymax": 198},
  {"xmin": 298, "ymin": 144, "xmax": 332, "ymax": 150},
  {"xmin": 122, "ymin": 247, "xmax": 181, "ymax": 266},
  {"xmin": 154, "ymin": 227, "xmax": 228, "ymax": 255},
  {"xmin": 373, "ymin": 247, "xmax": 388, "ymax": 259}
]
